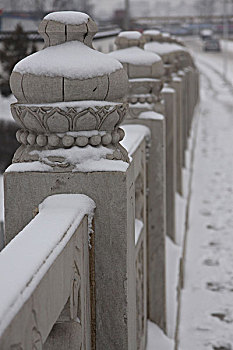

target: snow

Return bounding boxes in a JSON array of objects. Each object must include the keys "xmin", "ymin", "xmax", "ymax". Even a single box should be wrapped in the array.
[
  {"xmin": 20, "ymin": 100, "xmax": 120, "ymax": 109},
  {"xmin": 162, "ymin": 33, "xmax": 171, "ymax": 38},
  {"xmin": 6, "ymin": 125, "xmax": 150, "ymax": 174},
  {"xmin": 0, "ymin": 193, "xmax": 95, "ymax": 337},
  {"xmin": 139, "ymin": 111, "xmax": 164, "ymax": 121},
  {"xmin": 162, "ymin": 86, "xmax": 175, "ymax": 93},
  {"xmin": 6, "ymin": 146, "xmax": 129, "ymax": 173},
  {"xmin": 31, "ymin": 146, "xmax": 127, "ymax": 172},
  {"xmin": 143, "ymin": 29, "xmax": 161, "ymax": 36},
  {"xmin": 175, "ymin": 193, "xmax": 186, "ymax": 247},
  {"xmin": 172, "ymin": 76, "xmax": 182, "ymax": 82},
  {"xmin": 166, "ymin": 236, "xmax": 182, "ymax": 339},
  {"xmin": 147, "ymin": 321, "xmax": 176, "ymax": 350},
  {"xmin": 44, "ymin": 11, "xmax": 89, "ymax": 25},
  {"xmin": 145, "ymin": 42, "xmax": 187, "ymax": 55},
  {"xmin": 135, "ymin": 218, "xmax": 143, "ymax": 245},
  {"xmin": 178, "ymin": 38, "xmax": 233, "ymax": 349},
  {"xmin": 109, "ymin": 46, "xmax": 161, "ymax": 65},
  {"xmin": 0, "ymin": 94, "xmax": 16, "ymax": 122},
  {"xmin": 129, "ymin": 78, "xmax": 161, "ymax": 83},
  {"xmin": 121, "ymin": 124, "xmax": 151, "ymax": 156},
  {"xmin": 6, "ymin": 162, "xmax": 53, "ymax": 173},
  {"xmin": 118, "ymin": 31, "xmax": 142, "ymax": 40},
  {"xmin": 14, "ymin": 41, "xmax": 122, "ymax": 79}
]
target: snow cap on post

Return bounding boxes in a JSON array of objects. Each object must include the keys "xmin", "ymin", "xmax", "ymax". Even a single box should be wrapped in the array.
[
  {"xmin": 115, "ymin": 31, "xmax": 146, "ymax": 49},
  {"xmin": 9, "ymin": 11, "xmax": 129, "ymax": 169},
  {"xmin": 143, "ymin": 29, "xmax": 162, "ymax": 43},
  {"xmin": 111, "ymin": 31, "xmax": 164, "ymax": 80}
]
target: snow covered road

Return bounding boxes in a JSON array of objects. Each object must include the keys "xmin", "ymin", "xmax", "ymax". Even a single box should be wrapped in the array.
[{"xmin": 178, "ymin": 39, "xmax": 233, "ymax": 349}]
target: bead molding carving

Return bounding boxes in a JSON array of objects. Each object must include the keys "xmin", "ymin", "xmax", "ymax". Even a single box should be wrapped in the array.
[
  {"xmin": 16, "ymin": 128, "xmax": 125, "ymax": 148},
  {"xmin": 11, "ymin": 102, "xmax": 129, "ymax": 166}
]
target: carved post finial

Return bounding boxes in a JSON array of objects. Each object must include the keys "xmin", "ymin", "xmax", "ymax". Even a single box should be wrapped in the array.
[
  {"xmin": 115, "ymin": 31, "xmax": 146, "ymax": 49},
  {"xmin": 143, "ymin": 29, "xmax": 162, "ymax": 43},
  {"xmin": 109, "ymin": 31, "xmax": 165, "ymax": 118},
  {"xmin": 9, "ymin": 12, "xmax": 129, "ymax": 170}
]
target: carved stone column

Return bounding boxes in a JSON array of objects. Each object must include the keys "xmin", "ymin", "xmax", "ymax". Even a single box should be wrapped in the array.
[
  {"xmin": 109, "ymin": 32, "xmax": 167, "ymax": 332},
  {"xmin": 110, "ymin": 31, "xmax": 165, "ymax": 118},
  {"xmin": 144, "ymin": 33, "xmax": 178, "ymax": 241},
  {"xmin": 4, "ymin": 12, "xmax": 139, "ymax": 350}
]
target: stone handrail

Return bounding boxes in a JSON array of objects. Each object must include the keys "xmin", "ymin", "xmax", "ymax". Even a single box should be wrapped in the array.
[
  {"xmin": 3, "ymin": 127, "xmax": 149, "ymax": 349},
  {"xmin": 0, "ymin": 194, "xmax": 95, "ymax": 349}
]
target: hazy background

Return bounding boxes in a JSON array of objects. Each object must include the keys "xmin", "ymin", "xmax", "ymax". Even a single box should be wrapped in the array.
[{"xmin": 0, "ymin": 0, "xmax": 232, "ymax": 20}]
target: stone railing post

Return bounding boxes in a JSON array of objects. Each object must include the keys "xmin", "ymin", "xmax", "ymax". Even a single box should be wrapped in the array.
[
  {"xmin": 109, "ymin": 31, "xmax": 167, "ymax": 332},
  {"xmin": 4, "ymin": 12, "xmax": 141, "ymax": 350},
  {"xmin": 144, "ymin": 31, "xmax": 178, "ymax": 242}
]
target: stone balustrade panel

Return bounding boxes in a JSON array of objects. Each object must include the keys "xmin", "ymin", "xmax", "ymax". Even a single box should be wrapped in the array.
[{"xmin": 0, "ymin": 194, "xmax": 94, "ymax": 350}]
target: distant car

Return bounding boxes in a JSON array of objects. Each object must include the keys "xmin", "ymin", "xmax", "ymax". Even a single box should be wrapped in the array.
[
  {"xmin": 203, "ymin": 39, "xmax": 221, "ymax": 52},
  {"xmin": 200, "ymin": 29, "xmax": 213, "ymax": 40}
]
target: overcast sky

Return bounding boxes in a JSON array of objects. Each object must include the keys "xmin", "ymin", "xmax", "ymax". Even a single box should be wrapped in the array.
[{"xmin": 0, "ymin": 0, "xmax": 230, "ymax": 19}]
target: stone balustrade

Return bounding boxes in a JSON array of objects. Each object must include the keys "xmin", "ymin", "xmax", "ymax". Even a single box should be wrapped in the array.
[
  {"xmin": 0, "ymin": 11, "xmax": 199, "ymax": 350},
  {"xmin": 0, "ymin": 194, "xmax": 95, "ymax": 349},
  {"xmin": 109, "ymin": 32, "xmax": 167, "ymax": 331}
]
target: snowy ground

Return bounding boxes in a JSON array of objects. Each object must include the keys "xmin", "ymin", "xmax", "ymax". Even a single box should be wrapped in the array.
[
  {"xmin": 178, "ymin": 39, "xmax": 233, "ymax": 349},
  {"xmin": 186, "ymin": 37, "xmax": 233, "ymax": 86}
]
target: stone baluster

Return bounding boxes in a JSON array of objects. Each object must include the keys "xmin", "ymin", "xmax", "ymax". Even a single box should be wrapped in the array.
[
  {"xmin": 146, "ymin": 32, "xmax": 185, "ymax": 196},
  {"xmin": 4, "ymin": 12, "xmax": 139, "ymax": 350},
  {"xmin": 143, "ymin": 31, "xmax": 178, "ymax": 241},
  {"xmin": 109, "ymin": 31, "xmax": 167, "ymax": 332}
]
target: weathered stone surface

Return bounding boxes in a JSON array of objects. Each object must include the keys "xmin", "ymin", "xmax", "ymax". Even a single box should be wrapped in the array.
[
  {"xmin": 38, "ymin": 16, "xmax": 98, "ymax": 49},
  {"xmin": 123, "ymin": 116, "xmax": 167, "ymax": 331},
  {"xmin": 12, "ymin": 14, "xmax": 127, "ymax": 105},
  {"xmin": 128, "ymin": 64, "xmax": 152, "ymax": 79},
  {"xmin": 46, "ymin": 20, "xmax": 66, "ymax": 47},
  {"xmin": 22, "ymin": 74, "xmax": 63, "ymax": 104},
  {"xmin": 0, "ymin": 209, "xmax": 91, "ymax": 350},
  {"xmin": 152, "ymin": 61, "xmax": 165, "ymax": 78},
  {"xmin": 64, "ymin": 75, "xmax": 108, "ymax": 102},
  {"xmin": 162, "ymin": 86, "xmax": 177, "ymax": 242},
  {"xmin": 66, "ymin": 23, "xmax": 87, "ymax": 42},
  {"xmin": 10, "ymin": 72, "xmax": 27, "ymax": 103},
  {"xmin": 10, "ymin": 103, "xmax": 128, "ymax": 136},
  {"xmin": 85, "ymin": 19, "xmax": 98, "ymax": 47},
  {"xmin": 4, "ymin": 148, "xmax": 146, "ymax": 349},
  {"xmin": 143, "ymin": 31, "xmax": 162, "ymax": 43},
  {"xmin": 107, "ymin": 69, "xmax": 129, "ymax": 101},
  {"xmin": 129, "ymin": 79, "xmax": 162, "ymax": 96},
  {"xmin": 38, "ymin": 19, "xmax": 50, "ymax": 47},
  {"xmin": 171, "ymin": 76, "xmax": 184, "ymax": 195}
]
